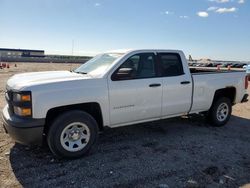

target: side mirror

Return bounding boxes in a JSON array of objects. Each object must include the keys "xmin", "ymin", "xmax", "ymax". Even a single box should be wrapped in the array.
[{"xmin": 114, "ymin": 68, "xmax": 133, "ymax": 80}]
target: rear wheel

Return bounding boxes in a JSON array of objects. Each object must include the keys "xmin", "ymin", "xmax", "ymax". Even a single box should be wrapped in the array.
[
  {"xmin": 207, "ymin": 97, "xmax": 232, "ymax": 127},
  {"xmin": 47, "ymin": 110, "xmax": 98, "ymax": 159}
]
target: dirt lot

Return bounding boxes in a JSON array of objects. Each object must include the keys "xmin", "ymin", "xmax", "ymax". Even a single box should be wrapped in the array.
[{"xmin": 0, "ymin": 62, "xmax": 250, "ymax": 188}]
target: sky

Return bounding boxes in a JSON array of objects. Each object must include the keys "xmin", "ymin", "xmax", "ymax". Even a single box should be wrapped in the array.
[{"xmin": 0, "ymin": 0, "xmax": 250, "ymax": 61}]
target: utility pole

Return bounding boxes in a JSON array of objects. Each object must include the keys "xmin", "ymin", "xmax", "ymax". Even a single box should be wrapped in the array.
[
  {"xmin": 70, "ymin": 40, "xmax": 74, "ymax": 71},
  {"xmin": 0, "ymin": 52, "xmax": 2, "ymax": 67},
  {"xmin": 71, "ymin": 40, "xmax": 74, "ymax": 56}
]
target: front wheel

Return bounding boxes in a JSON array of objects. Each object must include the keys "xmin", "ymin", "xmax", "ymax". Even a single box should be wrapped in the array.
[
  {"xmin": 207, "ymin": 97, "xmax": 232, "ymax": 127},
  {"xmin": 47, "ymin": 110, "xmax": 99, "ymax": 159}
]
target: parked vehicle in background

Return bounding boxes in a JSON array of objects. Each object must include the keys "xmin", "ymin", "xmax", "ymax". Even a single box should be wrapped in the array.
[
  {"xmin": 224, "ymin": 63, "xmax": 233, "ymax": 68},
  {"xmin": 206, "ymin": 63, "xmax": 214, "ymax": 67},
  {"xmin": 232, "ymin": 63, "xmax": 240, "ymax": 68},
  {"xmin": 2, "ymin": 49, "xmax": 249, "ymax": 158},
  {"xmin": 241, "ymin": 63, "xmax": 247, "ymax": 68}
]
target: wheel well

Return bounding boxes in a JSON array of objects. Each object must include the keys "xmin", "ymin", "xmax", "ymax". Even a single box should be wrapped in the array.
[
  {"xmin": 44, "ymin": 102, "xmax": 103, "ymax": 135},
  {"xmin": 213, "ymin": 87, "xmax": 236, "ymax": 104}
]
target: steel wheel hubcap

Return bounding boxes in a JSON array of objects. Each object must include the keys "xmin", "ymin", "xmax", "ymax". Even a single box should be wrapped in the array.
[
  {"xmin": 216, "ymin": 103, "xmax": 229, "ymax": 122},
  {"xmin": 60, "ymin": 122, "xmax": 90, "ymax": 152}
]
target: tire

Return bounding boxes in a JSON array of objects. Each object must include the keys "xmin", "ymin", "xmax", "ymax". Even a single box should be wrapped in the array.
[
  {"xmin": 207, "ymin": 97, "xmax": 232, "ymax": 127},
  {"xmin": 47, "ymin": 110, "xmax": 99, "ymax": 159}
]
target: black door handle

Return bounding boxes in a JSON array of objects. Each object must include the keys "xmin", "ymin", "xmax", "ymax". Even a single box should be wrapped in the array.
[
  {"xmin": 180, "ymin": 81, "xmax": 191, "ymax": 85},
  {"xmin": 149, "ymin": 83, "xmax": 161, "ymax": 87}
]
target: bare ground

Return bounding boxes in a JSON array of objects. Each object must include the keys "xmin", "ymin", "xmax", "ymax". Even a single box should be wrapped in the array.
[{"xmin": 0, "ymin": 62, "xmax": 250, "ymax": 188}]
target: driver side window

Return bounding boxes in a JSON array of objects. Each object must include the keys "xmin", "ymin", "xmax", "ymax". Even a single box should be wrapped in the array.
[{"xmin": 112, "ymin": 53, "xmax": 156, "ymax": 81}]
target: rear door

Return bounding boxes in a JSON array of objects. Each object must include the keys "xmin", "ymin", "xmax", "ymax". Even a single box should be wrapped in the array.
[
  {"xmin": 158, "ymin": 53, "xmax": 192, "ymax": 116},
  {"xmin": 108, "ymin": 52, "xmax": 163, "ymax": 126}
]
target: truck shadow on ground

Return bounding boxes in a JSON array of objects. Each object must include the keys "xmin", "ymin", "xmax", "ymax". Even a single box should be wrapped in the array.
[{"xmin": 9, "ymin": 115, "xmax": 250, "ymax": 188}]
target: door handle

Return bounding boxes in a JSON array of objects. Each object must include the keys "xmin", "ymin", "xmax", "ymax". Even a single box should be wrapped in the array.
[
  {"xmin": 149, "ymin": 83, "xmax": 161, "ymax": 87},
  {"xmin": 180, "ymin": 81, "xmax": 191, "ymax": 85}
]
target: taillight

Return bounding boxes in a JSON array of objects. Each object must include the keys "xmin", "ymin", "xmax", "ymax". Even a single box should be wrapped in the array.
[{"xmin": 245, "ymin": 76, "xmax": 249, "ymax": 89}]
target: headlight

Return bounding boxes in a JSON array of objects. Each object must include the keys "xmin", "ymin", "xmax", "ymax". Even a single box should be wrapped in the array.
[
  {"xmin": 14, "ymin": 107, "xmax": 32, "ymax": 116},
  {"xmin": 13, "ymin": 93, "xmax": 31, "ymax": 102},
  {"xmin": 12, "ymin": 91, "xmax": 32, "ymax": 117}
]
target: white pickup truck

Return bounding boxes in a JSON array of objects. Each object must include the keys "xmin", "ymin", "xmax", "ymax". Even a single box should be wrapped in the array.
[{"xmin": 2, "ymin": 49, "xmax": 249, "ymax": 158}]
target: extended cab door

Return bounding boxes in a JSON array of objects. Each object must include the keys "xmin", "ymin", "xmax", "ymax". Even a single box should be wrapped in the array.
[
  {"xmin": 108, "ymin": 52, "xmax": 162, "ymax": 126},
  {"xmin": 158, "ymin": 52, "xmax": 192, "ymax": 117}
]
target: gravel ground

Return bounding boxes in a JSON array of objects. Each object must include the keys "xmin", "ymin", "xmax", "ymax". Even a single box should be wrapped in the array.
[{"xmin": 0, "ymin": 62, "xmax": 250, "ymax": 188}]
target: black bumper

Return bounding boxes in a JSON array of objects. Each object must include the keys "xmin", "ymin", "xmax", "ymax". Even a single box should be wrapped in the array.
[
  {"xmin": 241, "ymin": 94, "xmax": 249, "ymax": 103},
  {"xmin": 2, "ymin": 106, "xmax": 45, "ymax": 146}
]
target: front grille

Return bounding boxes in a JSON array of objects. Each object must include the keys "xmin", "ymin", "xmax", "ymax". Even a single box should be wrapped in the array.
[{"xmin": 6, "ymin": 90, "xmax": 13, "ymax": 101}]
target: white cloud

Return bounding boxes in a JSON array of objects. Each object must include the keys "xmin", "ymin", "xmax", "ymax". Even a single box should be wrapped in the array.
[
  {"xmin": 238, "ymin": 0, "xmax": 245, "ymax": 3},
  {"xmin": 207, "ymin": 6, "xmax": 219, "ymax": 11},
  {"xmin": 180, "ymin": 16, "xmax": 189, "ymax": 19},
  {"xmin": 94, "ymin": 3, "xmax": 101, "ymax": 7},
  {"xmin": 165, "ymin": 11, "xmax": 174, "ymax": 15},
  {"xmin": 209, "ymin": 0, "xmax": 230, "ymax": 3},
  {"xmin": 215, "ymin": 7, "xmax": 237, "ymax": 13},
  {"xmin": 197, "ymin": 11, "xmax": 209, "ymax": 17}
]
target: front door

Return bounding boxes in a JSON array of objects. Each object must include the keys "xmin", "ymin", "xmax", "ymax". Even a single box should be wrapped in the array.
[{"xmin": 108, "ymin": 53, "xmax": 162, "ymax": 126}]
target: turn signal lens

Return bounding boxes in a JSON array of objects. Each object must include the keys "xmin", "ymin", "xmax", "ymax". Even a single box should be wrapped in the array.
[
  {"xmin": 21, "ymin": 95, "xmax": 31, "ymax": 102},
  {"xmin": 14, "ymin": 107, "xmax": 32, "ymax": 116}
]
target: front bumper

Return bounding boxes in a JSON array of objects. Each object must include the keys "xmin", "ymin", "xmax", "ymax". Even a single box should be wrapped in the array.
[{"xmin": 2, "ymin": 105, "xmax": 45, "ymax": 145}]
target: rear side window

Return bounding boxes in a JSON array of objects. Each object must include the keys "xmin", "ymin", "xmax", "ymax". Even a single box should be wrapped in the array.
[{"xmin": 158, "ymin": 53, "xmax": 184, "ymax": 77}]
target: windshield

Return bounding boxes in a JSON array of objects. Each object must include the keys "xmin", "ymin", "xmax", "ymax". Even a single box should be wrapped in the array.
[{"xmin": 74, "ymin": 53, "xmax": 123, "ymax": 76}]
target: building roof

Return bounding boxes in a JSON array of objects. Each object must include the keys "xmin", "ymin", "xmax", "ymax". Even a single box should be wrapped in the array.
[{"xmin": 0, "ymin": 48, "xmax": 44, "ymax": 53}]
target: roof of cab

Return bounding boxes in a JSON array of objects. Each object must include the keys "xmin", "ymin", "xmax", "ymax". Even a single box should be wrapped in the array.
[{"xmin": 106, "ymin": 49, "xmax": 182, "ymax": 54}]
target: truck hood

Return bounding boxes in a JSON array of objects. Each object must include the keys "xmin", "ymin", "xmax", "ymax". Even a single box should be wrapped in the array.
[{"xmin": 7, "ymin": 71, "xmax": 92, "ymax": 90}]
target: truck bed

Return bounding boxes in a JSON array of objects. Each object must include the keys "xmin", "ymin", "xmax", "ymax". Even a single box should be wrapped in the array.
[{"xmin": 189, "ymin": 67, "xmax": 247, "ymax": 114}]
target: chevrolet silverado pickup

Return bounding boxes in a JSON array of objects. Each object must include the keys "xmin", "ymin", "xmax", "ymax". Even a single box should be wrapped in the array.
[{"xmin": 2, "ymin": 49, "xmax": 249, "ymax": 158}]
